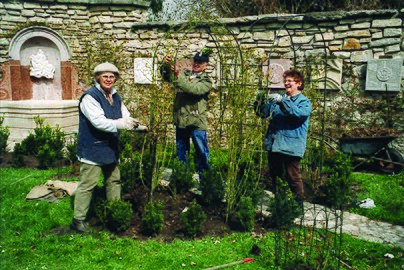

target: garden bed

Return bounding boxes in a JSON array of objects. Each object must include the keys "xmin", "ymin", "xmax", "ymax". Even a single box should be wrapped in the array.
[
  {"xmin": 109, "ymin": 186, "xmax": 268, "ymax": 241},
  {"xmin": 0, "ymin": 152, "xmax": 268, "ymax": 241}
]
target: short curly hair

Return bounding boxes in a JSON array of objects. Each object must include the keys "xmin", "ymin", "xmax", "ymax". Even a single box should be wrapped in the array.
[{"xmin": 283, "ymin": 69, "xmax": 304, "ymax": 90}]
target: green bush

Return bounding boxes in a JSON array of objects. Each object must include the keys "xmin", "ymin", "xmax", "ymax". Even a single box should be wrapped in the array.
[
  {"xmin": 0, "ymin": 116, "xmax": 10, "ymax": 157},
  {"xmin": 180, "ymin": 200, "xmax": 206, "ymax": 237},
  {"xmin": 200, "ymin": 168, "xmax": 225, "ymax": 205},
  {"xmin": 141, "ymin": 200, "xmax": 164, "ymax": 236},
  {"xmin": 169, "ymin": 159, "xmax": 195, "ymax": 194},
  {"xmin": 20, "ymin": 116, "xmax": 65, "ymax": 169},
  {"xmin": 119, "ymin": 130, "xmax": 155, "ymax": 191},
  {"xmin": 94, "ymin": 197, "xmax": 108, "ymax": 225},
  {"xmin": 120, "ymin": 151, "xmax": 143, "ymax": 194},
  {"xmin": 11, "ymin": 143, "xmax": 25, "ymax": 168},
  {"xmin": 321, "ymin": 151, "xmax": 353, "ymax": 208},
  {"xmin": 106, "ymin": 200, "xmax": 133, "ymax": 232},
  {"xmin": 266, "ymin": 178, "xmax": 301, "ymax": 229},
  {"xmin": 37, "ymin": 144, "xmax": 59, "ymax": 169},
  {"xmin": 94, "ymin": 198, "xmax": 133, "ymax": 232},
  {"xmin": 236, "ymin": 196, "xmax": 255, "ymax": 232}
]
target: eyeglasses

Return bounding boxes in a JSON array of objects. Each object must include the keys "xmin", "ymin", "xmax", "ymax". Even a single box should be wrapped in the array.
[
  {"xmin": 101, "ymin": 75, "xmax": 116, "ymax": 80},
  {"xmin": 283, "ymin": 79, "xmax": 295, "ymax": 83}
]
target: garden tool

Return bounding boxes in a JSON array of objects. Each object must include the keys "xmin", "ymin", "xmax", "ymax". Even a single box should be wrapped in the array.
[{"xmin": 204, "ymin": 258, "xmax": 255, "ymax": 270}]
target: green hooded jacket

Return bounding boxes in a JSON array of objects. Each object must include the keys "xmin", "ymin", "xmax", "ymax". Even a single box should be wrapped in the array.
[{"xmin": 161, "ymin": 65, "xmax": 212, "ymax": 130}]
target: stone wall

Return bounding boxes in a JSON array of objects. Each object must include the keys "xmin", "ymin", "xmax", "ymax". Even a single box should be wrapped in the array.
[
  {"xmin": 0, "ymin": 2, "xmax": 403, "ymax": 154},
  {"xmin": 0, "ymin": 0, "xmax": 149, "ymax": 65},
  {"xmin": 1, "ymin": 3, "xmax": 402, "ymax": 89},
  {"xmin": 129, "ymin": 10, "xmax": 403, "ymax": 91}
]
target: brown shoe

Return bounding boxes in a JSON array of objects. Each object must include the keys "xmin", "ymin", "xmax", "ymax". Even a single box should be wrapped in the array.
[{"xmin": 70, "ymin": 219, "xmax": 90, "ymax": 233}]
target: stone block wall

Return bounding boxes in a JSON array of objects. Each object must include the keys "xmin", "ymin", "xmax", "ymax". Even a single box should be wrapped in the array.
[
  {"xmin": 0, "ymin": 0, "xmax": 149, "ymax": 66},
  {"xmin": 128, "ymin": 11, "xmax": 403, "ymax": 91},
  {"xmin": 1, "ymin": 3, "xmax": 402, "ymax": 90},
  {"xmin": 0, "ymin": 2, "xmax": 403, "ymax": 153}
]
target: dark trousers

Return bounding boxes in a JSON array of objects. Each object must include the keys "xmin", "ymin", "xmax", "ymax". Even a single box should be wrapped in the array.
[
  {"xmin": 176, "ymin": 127, "xmax": 210, "ymax": 175},
  {"xmin": 268, "ymin": 152, "xmax": 304, "ymax": 200}
]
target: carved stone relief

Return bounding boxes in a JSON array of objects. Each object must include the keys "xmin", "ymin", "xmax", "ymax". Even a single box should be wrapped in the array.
[
  {"xmin": 311, "ymin": 59, "xmax": 343, "ymax": 91},
  {"xmin": 365, "ymin": 59, "xmax": 403, "ymax": 91},
  {"xmin": 262, "ymin": 59, "xmax": 291, "ymax": 88},
  {"xmin": 134, "ymin": 58, "xmax": 154, "ymax": 84},
  {"xmin": 30, "ymin": 49, "xmax": 55, "ymax": 79}
]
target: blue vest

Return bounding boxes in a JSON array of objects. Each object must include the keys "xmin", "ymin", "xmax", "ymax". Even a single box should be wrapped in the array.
[{"xmin": 76, "ymin": 86, "xmax": 123, "ymax": 164}]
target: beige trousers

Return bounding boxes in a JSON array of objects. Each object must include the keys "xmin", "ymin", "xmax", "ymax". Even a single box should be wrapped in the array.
[{"xmin": 73, "ymin": 162, "xmax": 121, "ymax": 221}]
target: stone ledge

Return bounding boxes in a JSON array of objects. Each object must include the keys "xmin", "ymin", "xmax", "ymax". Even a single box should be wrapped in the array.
[{"xmin": 131, "ymin": 9, "xmax": 401, "ymax": 30}]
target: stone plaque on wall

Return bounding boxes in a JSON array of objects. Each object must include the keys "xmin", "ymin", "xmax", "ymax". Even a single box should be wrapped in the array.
[
  {"xmin": 311, "ymin": 59, "xmax": 342, "ymax": 91},
  {"xmin": 365, "ymin": 59, "xmax": 403, "ymax": 91},
  {"xmin": 262, "ymin": 59, "xmax": 291, "ymax": 88},
  {"xmin": 134, "ymin": 58, "xmax": 154, "ymax": 84}
]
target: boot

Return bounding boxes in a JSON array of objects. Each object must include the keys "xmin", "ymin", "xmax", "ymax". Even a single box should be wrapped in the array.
[{"xmin": 70, "ymin": 218, "xmax": 90, "ymax": 233}]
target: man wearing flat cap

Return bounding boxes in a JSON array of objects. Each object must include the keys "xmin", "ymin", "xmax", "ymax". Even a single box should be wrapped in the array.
[
  {"xmin": 161, "ymin": 50, "xmax": 212, "ymax": 177},
  {"xmin": 71, "ymin": 62, "xmax": 147, "ymax": 233}
]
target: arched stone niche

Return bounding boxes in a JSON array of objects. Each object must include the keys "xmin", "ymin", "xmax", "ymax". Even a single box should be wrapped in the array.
[
  {"xmin": 0, "ymin": 27, "xmax": 79, "ymax": 148},
  {"xmin": 3, "ymin": 26, "xmax": 77, "ymax": 101}
]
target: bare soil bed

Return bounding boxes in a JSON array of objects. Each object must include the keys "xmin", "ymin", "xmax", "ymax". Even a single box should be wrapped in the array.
[{"xmin": 1, "ymin": 152, "xmax": 268, "ymax": 241}]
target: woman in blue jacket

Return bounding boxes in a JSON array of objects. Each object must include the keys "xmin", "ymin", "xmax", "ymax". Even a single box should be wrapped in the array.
[{"xmin": 254, "ymin": 69, "xmax": 312, "ymax": 201}]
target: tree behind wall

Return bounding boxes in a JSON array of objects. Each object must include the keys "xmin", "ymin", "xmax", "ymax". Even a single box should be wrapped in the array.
[{"xmin": 150, "ymin": 0, "xmax": 403, "ymax": 20}]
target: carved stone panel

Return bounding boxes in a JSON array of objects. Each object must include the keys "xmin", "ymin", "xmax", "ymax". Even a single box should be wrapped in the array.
[
  {"xmin": 134, "ymin": 58, "xmax": 154, "ymax": 84},
  {"xmin": 30, "ymin": 49, "xmax": 55, "ymax": 79},
  {"xmin": 311, "ymin": 59, "xmax": 343, "ymax": 91},
  {"xmin": 365, "ymin": 59, "xmax": 403, "ymax": 91},
  {"xmin": 262, "ymin": 59, "xmax": 291, "ymax": 88}
]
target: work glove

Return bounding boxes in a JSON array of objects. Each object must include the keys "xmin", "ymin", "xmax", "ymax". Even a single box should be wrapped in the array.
[
  {"xmin": 115, "ymin": 117, "xmax": 138, "ymax": 130},
  {"xmin": 267, "ymin": 93, "xmax": 282, "ymax": 104},
  {"xmin": 255, "ymin": 90, "xmax": 267, "ymax": 101}
]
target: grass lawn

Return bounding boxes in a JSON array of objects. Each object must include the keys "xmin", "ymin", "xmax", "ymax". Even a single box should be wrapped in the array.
[
  {"xmin": 350, "ymin": 172, "xmax": 404, "ymax": 225},
  {"xmin": 0, "ymin": 167, "xmax": 402, "ymax": 269}
]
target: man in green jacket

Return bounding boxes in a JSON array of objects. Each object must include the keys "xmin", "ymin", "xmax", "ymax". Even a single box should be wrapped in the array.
[{"xmin": 161, "ymin": 50, "xmax": 212, "ymax": 176}]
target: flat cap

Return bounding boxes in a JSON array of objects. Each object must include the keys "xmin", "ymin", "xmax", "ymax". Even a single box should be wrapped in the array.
[{"xmin": 94, "ymin": 62, "xmax": 119, "ymax": 76}]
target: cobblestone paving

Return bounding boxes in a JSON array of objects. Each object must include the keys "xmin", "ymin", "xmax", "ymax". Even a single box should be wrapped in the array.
[
  {"xmin": 259, "ymin": 191, "xmax": 404, "ymax": 249},
  {"xmin": 300, "ymin": 202, "xmax": 404, "ymax": 249}
]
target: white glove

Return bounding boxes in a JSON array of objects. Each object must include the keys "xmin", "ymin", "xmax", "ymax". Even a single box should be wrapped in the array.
[
  {"xmin": 115, "ymin": 117, "xmax": 138, "ymax": 130},
  {"xmin": 267, "ymin": 93, "xmax": 282, "ymax": 104}
]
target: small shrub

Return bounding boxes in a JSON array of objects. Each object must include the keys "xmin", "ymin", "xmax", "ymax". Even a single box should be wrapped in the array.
[
  {"xmin": 200, "ymin": 168, "xmax": 225, "ymax": 205},
  {"xmin": 120, "ymin": 152, "xmax": 143, "ymax": 194},
  {"xmin": 12, "ymin": 143, "xmax": 25, "ymax": 168},
  {"xmin": 94, "ymin": 198, "xmax": 133, "ymax": 232},
  {"xmin": 94, "ymin": 197, "xmax": 108, "ymax": 225},
  {"xmin": 321, "ymin": 151, "xmax": 353, "ymax": 208},
  {"xmin": 169, "ymin": 159, "xmax": 195, "ymax": 194},
  {"xmin": 180, "ymin": 200, "xmax": 206, "ymax": 237},
  {"xmin": 20, "ymin": 116, "xmax": 65, "ymax": 169},
  {"xmin": 0, "ymin": 116, "xmax": 10, "ymax": 157},
  {"xmin": 37, "ymin": 144, "xmax": 59, "ymax": 169},
  {"xmin": 141, "ymin": 200, "xmax": 164, "ymax": 236},
  {"xmin": 236, "ymin": 196, "xmax": 255, "ymax": 232},
  {"xmin": 266, "ymin": 177, "xmax": 301, "ymax": 229},
  {"xmin": 106, "ymin": 200, "xmax": 133, "ymax": 232}
]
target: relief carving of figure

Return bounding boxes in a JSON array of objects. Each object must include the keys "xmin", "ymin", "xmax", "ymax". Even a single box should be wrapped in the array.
[{"xmin": 30, "ymin": 49, "xmax": 55, "ymax": 79}]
